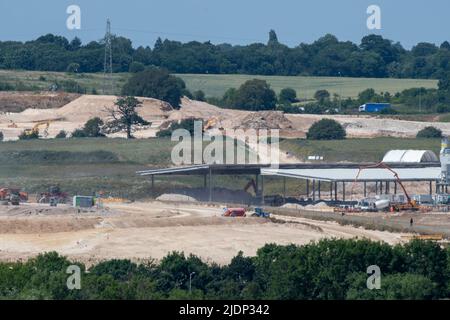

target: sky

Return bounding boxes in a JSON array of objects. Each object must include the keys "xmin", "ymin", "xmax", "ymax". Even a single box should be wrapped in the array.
[{"xmin": 0, "ymin": 0, "xmax": 449, "ymax": 49}]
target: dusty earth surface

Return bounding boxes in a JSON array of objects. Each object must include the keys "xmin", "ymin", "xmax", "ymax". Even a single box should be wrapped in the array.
[
  {"xmin": 2, "ymin": 92, "xmax": 450, "ymax": 141},
  {"xmin": 0, "ymin": 201, "xmax": 410, "ymax": 265}
]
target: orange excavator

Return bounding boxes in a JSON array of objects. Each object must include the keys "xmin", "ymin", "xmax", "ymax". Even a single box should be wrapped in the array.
[
  {"xmin": 0, "ymin": 188, "xmax": 28, "ymax": 205},
  {"xmin": 350, "ymin": 162, "xmax": 420, "ymax": 212}
]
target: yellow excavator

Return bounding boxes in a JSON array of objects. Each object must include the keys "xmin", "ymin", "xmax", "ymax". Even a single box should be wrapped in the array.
[{"xmin": 23, "ymin": 121, "xmax": 51, "ymax": 138}]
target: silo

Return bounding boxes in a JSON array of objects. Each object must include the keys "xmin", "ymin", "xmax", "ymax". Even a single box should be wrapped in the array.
[{"xmin": 440, "ymin": 137, "xmax": 450, "ymax": 186}]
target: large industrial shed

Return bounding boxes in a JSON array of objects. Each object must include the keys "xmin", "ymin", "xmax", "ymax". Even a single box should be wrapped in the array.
[
  {"xmin": 261, "ymin": 167, "xmax": 441, "ymax": 202},
  {"xmin": 137, "ymin": 159, "xmax": 441, "ymax": 204}
]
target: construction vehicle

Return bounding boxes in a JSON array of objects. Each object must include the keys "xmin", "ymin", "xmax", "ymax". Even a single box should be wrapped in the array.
[
  {"xmin": 0, "ymin": 188, "xmax": 28, "ymax": 205},
  {"xmin": 351, "ymin": 162, "xmax": 420, "ymax": 212},
  {"xmin": 37, "ymin": 186, "xmax": 69, "ymax": 204},
  {"xmin": 23, "ymin": 121, "xmax": 51, "ymax": 139},
  {"xmin": 222, "ymin": 207, "xmax": 246, "ymax": 217},
  {"xmin": 251, "ymin": 207, "xmax": 270, "ymax": 218},
  {"xmin": 244, "ymin": 179, "xmax": 258, "ymax": 194},
  {"xmin": 203, "ymin": 118, "xmax": 218, "ymax": 131},
  {"xmin": 7, "ymin": 121, "xmax": 18, "ymax": 128}
]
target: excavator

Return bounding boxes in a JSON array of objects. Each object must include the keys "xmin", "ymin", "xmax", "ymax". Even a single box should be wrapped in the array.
[
  {"xmin": 350, "ymin": 162, "xmax": 421, "ymax": 212},
  {"xmin": 0, "ymin": 188, "xmax": 28, "ymax": 205},
  {"xmin": 23, "ymin": 121, "xmax": 51, "ymax": 138}
]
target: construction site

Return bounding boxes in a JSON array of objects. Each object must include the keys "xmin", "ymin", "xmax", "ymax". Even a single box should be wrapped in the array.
[{"xmin": 2, "ymin": 91, "xmax": 450, "ymax": 264}]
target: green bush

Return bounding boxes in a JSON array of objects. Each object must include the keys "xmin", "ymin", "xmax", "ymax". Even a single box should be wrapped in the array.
[
  {"xmin": 55, "ymin": 130, "xmax": 67, "ymax": 139},
  {"xmin": 0, "ymin": 131, "xmax": 3, "ymax": 142},
  {"xmin": 18, "ymin": 130, "xmax": 39, "ymax": 140},
  {"xmin": 306, "ymin": 119, "xmax": 346, "ymax": 140},
  {"xmin": 129, "ymin": 61, "xmax": 146, "ymax": 73},
  {"xmin": 279, "ymin": 88, "xmax": 297, "ymax": 104},
  {"xmin": 417, "ymin": 126, "xmax": 442, "ymax": 138},
  {"xmin": 192, "ymin": 90, "xmax": 206, "ymax": 102},
  {"xmin": 71, "ymin": 129, "xmax": 87, "ymax": 138},
  {"xmin": 436, "ymin": 104, "xmax": 450, "ymax": 113}
]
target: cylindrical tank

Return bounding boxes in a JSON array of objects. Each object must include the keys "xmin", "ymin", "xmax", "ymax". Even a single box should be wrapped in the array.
[
  {"xmin": 441, "ymin": 137, "xmax": 450, "ymax": 184},
  {"xmin": 374, "ymin": 199, "xmax": 390, "ymax": 210}
]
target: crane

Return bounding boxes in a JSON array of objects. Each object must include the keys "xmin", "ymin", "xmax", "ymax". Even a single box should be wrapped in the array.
[{"xmin": 350, "ymin": 162, "xmax": 419, "ymax": 212}]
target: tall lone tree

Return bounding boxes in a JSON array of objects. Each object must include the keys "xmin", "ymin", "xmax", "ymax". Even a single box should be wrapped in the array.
[{"xmin": 105, "ymin": 96, "xmax": 149, "ymax": 139}]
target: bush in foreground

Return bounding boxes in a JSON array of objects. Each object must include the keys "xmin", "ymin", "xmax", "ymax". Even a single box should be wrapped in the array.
[{"xmin": 0, "ymin": 239, "xmax": 448, "ymax": 300}]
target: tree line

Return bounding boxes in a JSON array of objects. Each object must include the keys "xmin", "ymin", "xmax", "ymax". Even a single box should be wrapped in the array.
[
  {"xmin": 2, "ymin": 31, "xmax": 450, "ymax": 79},
  {"xmin": 0, "ymin": 239, "xmax": 449, "ymax": 300}
]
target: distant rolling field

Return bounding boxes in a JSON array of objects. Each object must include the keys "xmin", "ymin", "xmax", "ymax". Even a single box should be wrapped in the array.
[
  {"xmin": 0, "ymin": 70, "xmax": 437, "ymax": 99},
  {"xmin": 176, "ymin": 74, "xmax": 438, "ymax": 99}
]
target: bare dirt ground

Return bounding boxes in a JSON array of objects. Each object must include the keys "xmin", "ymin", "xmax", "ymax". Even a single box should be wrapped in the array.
[
  {"xmin": 2, "ymin": 92, "xmax": 450, "ymax": 141},
  {"xmin": 0, "ymin": 201, "xmax": 410, "ymax": 265}
]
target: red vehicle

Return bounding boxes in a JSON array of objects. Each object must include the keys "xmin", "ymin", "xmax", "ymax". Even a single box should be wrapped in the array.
[{"xmin": 222, "ymin": 208, "xmax": 246, "ymax": 217}]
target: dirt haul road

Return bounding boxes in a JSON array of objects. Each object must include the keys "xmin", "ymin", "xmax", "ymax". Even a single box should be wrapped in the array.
[{"xmin": 0, "ymin": 201, "xmax": 409, "ymax": 265}]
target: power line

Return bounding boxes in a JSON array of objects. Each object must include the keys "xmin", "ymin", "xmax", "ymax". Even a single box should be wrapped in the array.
[{"xmin": 103, "ymin": 19, "xmax": 113, "ymax": 95}]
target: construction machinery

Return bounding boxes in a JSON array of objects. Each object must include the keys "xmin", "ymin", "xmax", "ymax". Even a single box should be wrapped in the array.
[
  {"xmin": 37, "ymin": 186, "xmax": 69, "ymax": 204},
  {"xmin": 23, "ymin": 121, "xmax": 51, "ymax": 139},
  {"xmin": 0, "ymin": 188, "xmax": 28, "ymax": 205},
  {"xmin": 351, "ymin": 162, "xmax": 420, "ymax": 212},
  {"xmin": 251, "ymin": 207, "xmax": 271, "ymax": 218},
  {"xmin": 222, "ymin": 207, "xmax": 246, "ymax": 217},
  {"xmin": 7, "ymin": 121, "xmax": 18, "ymax": 128}
]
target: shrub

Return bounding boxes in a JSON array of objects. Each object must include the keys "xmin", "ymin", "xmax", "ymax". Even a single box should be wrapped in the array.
[
  {"xmin": 192, "ymin": 90, "xmax": 206, "ymax": 102},
  {"xmin": 55, "ymin": 130, "xmax": 67, "ymax": 139},
  {"xmin": 314, "ymin": 89, "xmax": 330, "ymax": 102},
  {"xmin": 379, "ymin": 108, "xmax": 398, "ymax": 115},
  {"xmin": 0, "ymin": 131, "xmax": 3, "ymax": 141},
  {"xmin": 83, "ymin": 117, "xmax": 105, "ymax": 137},
  {"xmin": 71, "ymin": 129, "xmax": 87, "ymax": 138},
  {"xmin": 279, "ymin": 88, "xmax": 297, "ymax": 104},
  {"xmin": 18, "ymin": 130, "xmax": 39, "ymax": 140},
  {"xmin": 436, "ymin": 104, "xmax": 450, "ymax": 113},
  {"xmin": 128, "ymin": 61, "xmax": 145, "ymax": 73},
  {"xmin": 306, "ymin": 119, "xmax": 346, "ymax": 140},
  {"xmin": 417, "ymin": 126, "xmax": 442, "ymax": 138}
]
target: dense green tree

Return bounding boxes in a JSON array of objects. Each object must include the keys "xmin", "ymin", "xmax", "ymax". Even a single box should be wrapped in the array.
[
  {"xmin": 228, "ymin": 79, "xmax": 277, "ymax": 111},
  {"xmin": 104, "ymin": 96, "xmax": 149, "ymax": 139},
  {"xmin": 122, "ymin": 68, "xmax": 185, "ymax": 109}
]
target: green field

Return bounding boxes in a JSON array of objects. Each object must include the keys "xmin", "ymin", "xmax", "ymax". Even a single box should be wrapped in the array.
[
  {"xmin": 0, "ymin": 137, "xmax": 442, "ymax": 200},
  {"xmin": 280, "ymin": 138, "xmax": 441, "ymax": 163},
  {"xmin": 176, "ymin": 74, "xmax": 438, "ymax": 99},
  {"xmin": 0, "ymin": 70, "xmax": 437, "ymax": 99}
]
